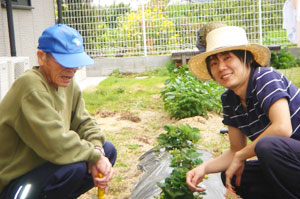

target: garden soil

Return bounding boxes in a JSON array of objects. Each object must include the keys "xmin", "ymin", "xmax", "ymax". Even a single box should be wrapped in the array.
[{"xmin": 78, "ymin": 110, "xmax": 237, "ymax": 199}]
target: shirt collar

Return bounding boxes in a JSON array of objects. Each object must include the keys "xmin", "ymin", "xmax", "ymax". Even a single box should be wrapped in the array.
[{"xmin": 245, "ymin": 66, "xmax": 256, "ymax": 100}]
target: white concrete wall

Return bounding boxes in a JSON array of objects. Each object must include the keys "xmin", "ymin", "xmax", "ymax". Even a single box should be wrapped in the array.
[
  {"xmin": 0, "ymin": 1, "xmax": 55, "ymax": 66},
  {"xmin": 87, "ymin": 55, "xmax": 171, "ymax": 76}
]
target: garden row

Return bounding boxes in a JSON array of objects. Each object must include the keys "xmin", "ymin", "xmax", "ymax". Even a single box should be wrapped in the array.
[{"xmin": 154, "ymin": 124, "xmax": 204, "ymax": 199}]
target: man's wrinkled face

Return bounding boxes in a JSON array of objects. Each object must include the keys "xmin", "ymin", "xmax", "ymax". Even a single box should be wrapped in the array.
[{"xmin": 38, "ymin": 51, "xmax": 78, "ymax": 89}]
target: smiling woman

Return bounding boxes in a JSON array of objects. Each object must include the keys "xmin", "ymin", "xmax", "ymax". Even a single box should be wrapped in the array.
[{"xmin": 186, "ymin": 25, "xmax": 300, "ymax": 199}]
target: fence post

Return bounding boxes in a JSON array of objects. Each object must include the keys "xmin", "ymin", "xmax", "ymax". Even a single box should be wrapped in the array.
[
  {"xmin": 57, "ymin": 0, "xmax": 63, "ymax": 24},
  {"xmin": 258, "ymin": 0, "xmax": 263, "ymax": 45},
  {"xmin": 141, "ymin": 2, "xmax": 148, "ymax": 56}
]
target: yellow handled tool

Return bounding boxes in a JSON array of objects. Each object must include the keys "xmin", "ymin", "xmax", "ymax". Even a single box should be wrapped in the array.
[{"xmin": 98, "ymin": 173, "xmax": 105, "ymax": 199}]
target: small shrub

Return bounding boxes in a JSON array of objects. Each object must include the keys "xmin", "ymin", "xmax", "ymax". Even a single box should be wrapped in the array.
[
  {"xmin": 270, "ymin": 47, "xmax": 297, "ymax": 69},
  {"xmin": 111, "ymin": 69, "xmax": 122, "ymax": 77},
  {"xmin": 161, "ymin": 64, "xmax": 225, "ymax": 119}
]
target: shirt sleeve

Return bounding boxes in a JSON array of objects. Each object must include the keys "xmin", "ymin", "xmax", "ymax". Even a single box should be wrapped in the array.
[
  {"xmin": 221, "ymin": 91, "xmax": 239, "ymax": 128},
  {"xmin": 15, "ymin": 90, "xmax": 101, "ymax": 164},
  {"xmin": 255, "ymin": 69, "xmax": 291, "ymax": 115}
]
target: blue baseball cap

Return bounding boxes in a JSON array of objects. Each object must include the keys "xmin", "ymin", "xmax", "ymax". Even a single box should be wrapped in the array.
[{"xmin": 38, "ymin": 24, "xmax": 94, "ymax": 68}]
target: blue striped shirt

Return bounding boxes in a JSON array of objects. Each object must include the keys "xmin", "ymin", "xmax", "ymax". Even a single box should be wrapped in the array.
[{"xmin": 222, "ymin": 67, "xmax": 300, "ymax": 141}]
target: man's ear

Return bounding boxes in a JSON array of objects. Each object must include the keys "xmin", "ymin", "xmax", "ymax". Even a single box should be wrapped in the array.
[{"xmin": 37, "ymin": 50, "xmax": 47, "ymax": 66}]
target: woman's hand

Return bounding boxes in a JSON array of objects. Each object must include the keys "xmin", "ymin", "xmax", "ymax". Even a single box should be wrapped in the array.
[
  {"xmin": 186, "ymin": 164, "xmax": 207, "ymax": 192},
  {"xmin": 225, "ymin": 152, "xmax": 244, "ymax": 191}
]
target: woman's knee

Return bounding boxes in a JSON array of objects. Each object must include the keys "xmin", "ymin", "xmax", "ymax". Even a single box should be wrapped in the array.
[
  {"xmin": 255, "ymin": 136, "xmax": 291, "ymax": 163},
  {"xmin": 255, "ymin": 136, "xmax": 276, "ymax": 157}
]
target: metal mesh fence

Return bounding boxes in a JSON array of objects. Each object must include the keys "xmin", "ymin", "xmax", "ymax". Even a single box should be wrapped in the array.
[{"xmin": 60, "ymin": 0, "xmax": 289, "ymax": 58}]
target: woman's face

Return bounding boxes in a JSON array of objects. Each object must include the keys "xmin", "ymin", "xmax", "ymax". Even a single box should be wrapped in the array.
[{"xmin": 207, "ymin": 51, "xmax": 251, "ymax": 94}]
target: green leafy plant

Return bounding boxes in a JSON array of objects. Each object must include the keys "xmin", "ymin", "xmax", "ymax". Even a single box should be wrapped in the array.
[
  {"xmin": 156, "ymin": 124, "xmax": 201, "ymax": 150},
  {"xmin": 155, "ymin": 124, "xmax": 203, "ymax": 199},
  {"xmin": 161, "ymin": 64, "xmax": 225, "ymax": 119},
  {"xmin": 111, "ymin": 69, "xmax": 122, "ymax": 77},
  {"xmin": 157, "ymin": 167, "xmax": 196, "ymax": 199},
  {"xmin": 170, "ymin": 148, "xmax": 203, "ymax": 169},
  {"xmin": 271, "ymin": 47, "xmax": 298, "ymax": 69}
]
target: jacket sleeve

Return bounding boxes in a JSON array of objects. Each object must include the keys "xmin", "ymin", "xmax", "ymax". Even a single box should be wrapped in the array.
[
  {"xmin": 14, "ymin": 90, "xmax": 101, "ymax": 164},
  {"xmin": 70, "ymin": 86, "xmax": 105, "ymax": 148}
]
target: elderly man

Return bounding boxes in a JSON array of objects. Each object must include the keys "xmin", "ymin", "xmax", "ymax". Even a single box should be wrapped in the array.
[{"xmin": 0, "ymin": 24, "xmax": 117, "ymax": 199}]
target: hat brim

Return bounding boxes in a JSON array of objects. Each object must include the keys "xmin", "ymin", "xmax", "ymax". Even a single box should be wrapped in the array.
[
  {"xmin": 51, "ymin": 51, "xmax": 94, "ymax": 68},
  {"xmin": 188, "ymin": 44, "xmax": 271, "ymax": 81}
]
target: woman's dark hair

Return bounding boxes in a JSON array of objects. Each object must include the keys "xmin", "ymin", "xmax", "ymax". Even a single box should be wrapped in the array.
[{"xmin": 205, "ymin": 50, "xmax": 261, "ymax": 78}]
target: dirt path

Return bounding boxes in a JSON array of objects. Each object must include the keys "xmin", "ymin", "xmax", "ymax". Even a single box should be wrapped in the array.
[{"xmin": 79, "ymin": 110, "xmax": 227, "ymax": 199}]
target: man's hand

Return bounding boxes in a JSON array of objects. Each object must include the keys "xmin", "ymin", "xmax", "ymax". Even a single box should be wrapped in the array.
[
  {"xmin": 88, "ymin": 155, "xmax": 113, "ymax": 192},
  {"xmin": 186, "ymin": 165, "xmax": 207, "ymax": 192}
]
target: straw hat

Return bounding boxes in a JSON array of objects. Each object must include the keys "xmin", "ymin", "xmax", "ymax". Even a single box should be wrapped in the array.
[
  {"xmin": 189, "ymin": 26, "xmax": 271, "ymax": 81},
  {"xmin": 196, "ymin": 21, "xmax": 227, "ymax": 52}
]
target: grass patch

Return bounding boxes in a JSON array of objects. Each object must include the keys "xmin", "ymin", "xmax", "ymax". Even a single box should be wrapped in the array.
[
  {"xmin": 83, "ymin": 69, "xmax": 169, "ymax": 113},
  {"xmin": 116, "ymin": 162, "xmax": 128, "ymax": 167},
  {"xmin": 126, "ymin": 144, "xmax": 139, "ymax": 150}
]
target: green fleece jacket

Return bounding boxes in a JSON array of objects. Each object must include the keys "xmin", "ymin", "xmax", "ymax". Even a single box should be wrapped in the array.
[{"xmin": 0, "ymin": 67, "xmax": 105, "ymax": 193}]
